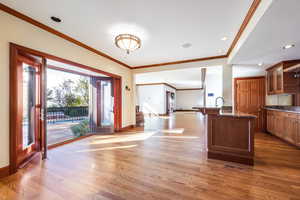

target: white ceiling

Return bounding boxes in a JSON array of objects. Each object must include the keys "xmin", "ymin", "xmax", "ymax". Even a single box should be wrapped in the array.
[
  {"xmin": 47, "ymin": 59, "xmax": 108, "ymax": 77},
  {"xmin": 0, "ymin": 0, "xmax": 253, "ymax": 67},
  {"xmin": 135, "ymin": 66, "xmax": 222, "ymax": 89},
  {"xmin": 230, "ymin": 0, "xmax": 300, "ymax": 67}
]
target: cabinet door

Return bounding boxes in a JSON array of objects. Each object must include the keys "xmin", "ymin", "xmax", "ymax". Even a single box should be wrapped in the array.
[
  {"xmin": 267, "ymin": 111, "xmax": 274, "ymax": 133},
  {"xmin": 297, "ymin": 116, "xmax": 300, "ymax": 147},
  {"xmin": 274, "ymin": 113, "xmax": 284, "ymax": 137},
  {"xmin": 270, "ymin": 114, "xmax": 274, "ymax": 133},
  {"xmin": 267, "ymin": 112, "xmax": 271, "ymax": 132},
  {"xmin": 275, "ymin": 66, "xmax": 283, "ymax": 93},
  {"xmin": 267, "ymin": 70, "xmax": 274, "ymax": 94},
  {"xmin": 283, "ymin": 114, "xmax": 297, "ymax": 144}
]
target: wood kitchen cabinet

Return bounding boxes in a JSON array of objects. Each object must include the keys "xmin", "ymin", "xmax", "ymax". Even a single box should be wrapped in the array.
[
  {"xmin": 297, "ymin": 116, "xmax": 300, "ymax": 146},
  {"xmin": 266, "ymin": 109, "xmax": 300, "ymax": 147},
  {"xmin": 267, "ymin": 70, "xmax": 275, "ymax": 94},
  {"xmin": 283, "ymin": 113, "xmax": 298, "ymax": 144},
  {"xmin": 266, "ymin": 111, "xmax": 274, "ymax": 132},
  {"xmin": 266, "ymin": 60, "xmax": 300, "ymax": 95}
]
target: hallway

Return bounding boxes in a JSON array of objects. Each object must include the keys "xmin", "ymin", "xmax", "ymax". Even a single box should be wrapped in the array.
[{"xmin": 1, "ymin": 112, "xmax": 300, "ymax": 200}]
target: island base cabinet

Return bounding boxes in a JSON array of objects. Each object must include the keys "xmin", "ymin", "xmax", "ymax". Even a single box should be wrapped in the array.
[
  {"xmin": 207, "ymin": 115, "xmax": 255, "ymax": 165},
  {"xmin": 266, "ymin": 110, "xmax": 300, "ymax": 148}
]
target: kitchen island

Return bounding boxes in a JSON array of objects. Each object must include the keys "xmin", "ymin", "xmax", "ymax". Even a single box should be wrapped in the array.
[{"xmin": 193, "ymin": 106, "xmax": 256, "ymax": 165}]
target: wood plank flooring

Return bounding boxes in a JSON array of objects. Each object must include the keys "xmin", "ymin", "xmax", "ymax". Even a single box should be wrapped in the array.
[{"xmin": 1, "ymin": 112, "xmax": 300, "ymax": 200}]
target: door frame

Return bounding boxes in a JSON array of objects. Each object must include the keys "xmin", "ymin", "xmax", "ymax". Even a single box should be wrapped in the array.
[
  {"xmin": 166, "ymin": 91, "xmax": 170, "ymax": 115},
  {"xmin": 9, "ymin": 45, "xmax": 45, "ymax": 174},
  {"xmin": 9, "ymin": 43, "xmax": 123, "ymax": 175}
]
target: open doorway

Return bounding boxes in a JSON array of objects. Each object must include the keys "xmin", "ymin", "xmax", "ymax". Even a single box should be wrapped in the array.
[
  {"xmin": 9, "ymin": 43, "xmax": 122, "ymax": 174},
  {"xmin": 166, "ymin": 91, "xmax": 175, "ymax": 115},
  {"xmin": 46, "ymin": 60, "xmax": 115, "ymax": 146}
]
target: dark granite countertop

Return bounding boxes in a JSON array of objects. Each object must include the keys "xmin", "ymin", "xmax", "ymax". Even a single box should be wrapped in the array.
[
  {"xmin": 192, "ymin": 106, "xmax": 255, "ymax": 118},
  {"xmin": 192, "ymin": 106, "xmax": 220, "ymax": 109},
  {"xmin": 264, "ymin": 106, "xmax": 300, "ymax": 114},
  {"xmin": 218, "ymin": 111, "xmax": 257, "ymax": 118},
  {"xmin": 192, "ymin": 106, "xmax": 233, "ymax": 110}
]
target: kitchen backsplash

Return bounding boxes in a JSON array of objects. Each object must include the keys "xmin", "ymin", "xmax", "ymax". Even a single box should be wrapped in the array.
[{"xmin": 266, "ymin": 94, "xmax": 293, "ymax": 106}]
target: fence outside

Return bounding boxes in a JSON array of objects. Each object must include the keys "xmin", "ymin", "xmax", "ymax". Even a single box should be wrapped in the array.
[{"xmin": 47, "ymin": 106, "xmax": 89, "ymax": 124}]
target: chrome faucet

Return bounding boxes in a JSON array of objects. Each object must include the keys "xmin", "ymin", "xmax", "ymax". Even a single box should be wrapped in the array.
[{"xmin": 215, "ymin": 96, "xmax": 225, "ymax": 107}]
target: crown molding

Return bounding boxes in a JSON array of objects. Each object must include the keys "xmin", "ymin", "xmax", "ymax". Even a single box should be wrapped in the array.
[
  {"xmin": 177, "ymin": 88, "xmax": 203, "ymax": 91},
  {"xmin": 133, "ymin": 0, "xmax": 261, "ymax": 69},
  {"xmin": 136, "ymin": 83, "xmax": 177, "ymax": 90},
  {"xmin": 133, "ymin": 55, "xmax": 227, "ymax": 69},
  {"xmin": 136, "ymin": 83, "xmax": 204, "ymax": 91},
  {"xmin": 0, "ymin": 0, "xmax": 261, "ymax": 70},
  {"xmin": 226, "ymin": 0, "xmax": 261, "ymax": 57}
]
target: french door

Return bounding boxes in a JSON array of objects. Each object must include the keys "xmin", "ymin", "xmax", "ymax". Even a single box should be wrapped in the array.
[
  {"xmin": 9, "ymin": 43, "xmax": 122, "ymax": 175},
  {"xmin": 91, "ymin": 77, "xmax": 115, "ymax": 133},
  {"xmin": 10, "ymin": 54, "xmax": 46, "ymax": 172}
]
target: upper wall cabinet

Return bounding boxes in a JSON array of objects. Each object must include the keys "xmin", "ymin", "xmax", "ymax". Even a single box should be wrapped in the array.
[{"xmin": 266, "ymin": 60, "xmax": 300, "ymax": 95}]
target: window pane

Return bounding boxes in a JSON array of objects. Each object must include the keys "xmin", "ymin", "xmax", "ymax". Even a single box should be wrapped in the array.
[{"xmin": 22, "ymin": 64, "xmax": 36, "ymax": 149}]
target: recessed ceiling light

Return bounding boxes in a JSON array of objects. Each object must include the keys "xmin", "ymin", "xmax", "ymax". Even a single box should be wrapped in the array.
[
  {"xmin": 182, "ymin": 43, "xmax": 192, "ymax": 48},
  {"xmin": 283, "ymin": 44, "xmax": 295, "ymax": 49},
  {"xmin": 221, "ymin": 37, "xmax": 228, "ymax": 41},
  {"xmin": 258, "ymin": 62, "xmax": 263, "ymax": 66},
  {"xmin": 51, "ymin": 16, "xmax": 62, "ymax": 23}
]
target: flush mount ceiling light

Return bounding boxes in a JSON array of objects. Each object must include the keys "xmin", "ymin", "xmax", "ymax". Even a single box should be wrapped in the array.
[
  {"xmin": 258, "ymin": 62, "xmax": 263, "ymax": 66},
  {"xmin": 221, "ymin": 36, "xmax": 228, "ymax": 41},
  {"xmin": 115, "ymin": 34, "xmax": 141, "ymax": 54},
  {"xmin": 283, "ymin": 44, "xmax": 295, "ymax": 49}
]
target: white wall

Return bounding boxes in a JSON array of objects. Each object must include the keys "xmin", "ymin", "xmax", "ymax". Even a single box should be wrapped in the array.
[
  {"xmin": 137, "ymin": 85, "xmax": 165, "ymax": 114},
  {"xmin": 206, "ymin": 69, "xmax": 223, "ymax": 106},
  {"xmin": 0, "ymin": 11, "xmax": 135, "ymax": 168},
  {"xmin": 232, "ymin": 65, "xmax": 266, "ymax": 78},
  {"xmin": 137, "ymin": 84, "xmax": 176, "ymax": 115},
  {"xmin": 222, "ymin": 64, "xmax": 233, "ymax": 106},
  {"xmin": 176, "ymin": 90, "xmax": 203, "ymax": 110}
]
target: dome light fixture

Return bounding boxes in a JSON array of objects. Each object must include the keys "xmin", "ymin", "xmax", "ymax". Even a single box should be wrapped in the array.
[{"xmin": 115, "ymin": 34, "xmax": 141, "ymax": 54}]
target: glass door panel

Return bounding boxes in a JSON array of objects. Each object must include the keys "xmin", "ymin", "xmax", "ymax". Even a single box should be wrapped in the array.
[
  {"xmin": 101, "ymin": 80, "xmax": 114, "ymax": 127},
  {"xmin": 90, "ymin": 77, "xmax": 114, "ymax": 133},
  {"xmin": 17, "ymin": 60, "xmax": 42, "ymax": 168},
  {"xmin": 22, "ymin": 64, "xmax": 37, "ymax": 149}
]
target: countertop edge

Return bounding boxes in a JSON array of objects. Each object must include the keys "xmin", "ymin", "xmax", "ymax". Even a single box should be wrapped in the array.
[
  {"xmin": 263, "ymin": 107, "xmax": 300, "ymax": 114},
  {"xmin": 218, "ymin": 113, "xmax": 257, "ymax": 119}
]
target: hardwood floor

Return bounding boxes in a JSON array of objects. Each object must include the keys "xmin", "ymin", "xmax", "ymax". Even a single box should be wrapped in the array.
[{"xmin": 1, "ymin": 112, "xmax": 300, "ymax": 200}]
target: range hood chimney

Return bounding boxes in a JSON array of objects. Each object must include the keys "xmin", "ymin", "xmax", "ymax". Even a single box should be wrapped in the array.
[{"xmin": 201, "ymin": 68, "xmax": 207, "ymax": 106}]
